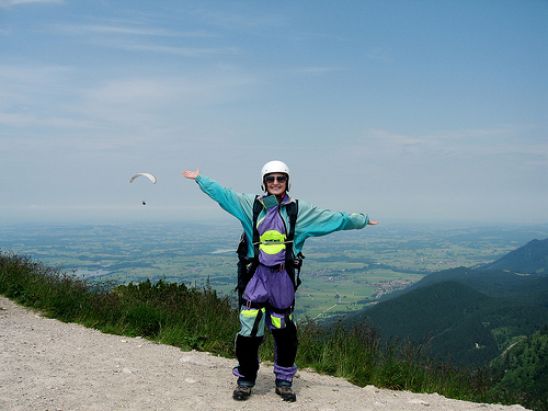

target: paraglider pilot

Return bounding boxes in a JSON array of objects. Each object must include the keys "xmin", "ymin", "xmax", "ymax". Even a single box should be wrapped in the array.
[{"xmin": 183, "ymin": 161, "xmax": 378, "ymax": 402}]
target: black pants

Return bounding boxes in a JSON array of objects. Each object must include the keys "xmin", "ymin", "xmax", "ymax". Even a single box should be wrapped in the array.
[{"xmin": 235, "ymin": 319, "xmax": 298, "ymax": 384}]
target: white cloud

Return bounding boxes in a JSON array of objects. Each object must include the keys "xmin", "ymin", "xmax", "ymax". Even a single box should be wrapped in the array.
[
  {"xmin": 284, "ymin": 66, "xmax": 344, "ymax": 76},
  {"xmin": 0, "ymin": 0, "xmax": 62, "ymax": 8},
  {"xmin": 321, "ymin": 125, "xmax": 548, "ymax": 200},
  {"xmin": 0, "ymin": 64, "xmax": 71, "ymax": 82},
  {"xmin": 0, "ymin": 111, "xmax": 92, "ymax": 129},
  {"xmin": 80, "ymin": 72, "xmax": 255, "ymax": 115},
  {"xmin": 0, "ymin": 60, "xmax": 259, "ymax": 163},
  {"xmin": 49, "ymin": 22, "xmax": 235, "ymax": 57},
  {"xmin": 52, "ymin": 23, "xmax": 214, "ymax": 38},
  {"xmin": 367, "ymin": 128, "xmax": 424, "ymax": 148},
  {"xmin": 0, "ymin": 112, "xmax": 39, "ymax": 127},
  {"xmin": 190, "ymin": 7, "xmax": 287, "ymax": 30},
  {"xmin": 358, "ymin": 126, "xmax": 548, "ymax": 162},
  {"xmin": 102, "ymin": 41, "xmax": 239, "ymax": 57},
  {"xmin": 0, "ymin": 64, "xmax": 75, "ymax": 112}
]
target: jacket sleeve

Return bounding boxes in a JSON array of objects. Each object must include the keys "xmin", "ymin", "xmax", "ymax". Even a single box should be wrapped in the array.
[
  {"xmin": 293, "ymin": 199, "xmax": 369, "ymax": 253},
  {"xmin": 194, "ymin": 175, "xmax": 255, "ymax": 230}
]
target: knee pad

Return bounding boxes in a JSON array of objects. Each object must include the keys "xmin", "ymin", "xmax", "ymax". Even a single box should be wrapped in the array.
[{"xmin": 268, "ymin": 311, "xmax": 294, "ymax": 330}]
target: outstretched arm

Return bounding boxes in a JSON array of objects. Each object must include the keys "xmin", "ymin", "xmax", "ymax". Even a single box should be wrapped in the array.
[
  {"xmin": 291, "ymin": 201, "xmax": 378, "ymax": 255},
  {"xmin": 180, "ymin": 168, "xmax": 256, "ymax": 230}
]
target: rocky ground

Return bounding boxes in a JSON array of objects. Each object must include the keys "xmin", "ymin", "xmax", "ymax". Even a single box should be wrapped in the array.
[{"xmin": 0, "ymin": 296, "xmax": 530, "ymax": 411}]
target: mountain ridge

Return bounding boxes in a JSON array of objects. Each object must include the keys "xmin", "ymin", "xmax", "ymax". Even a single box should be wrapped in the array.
[
  {"xmin": 479, "ymin": 238, "xmax": 548, "ymax": 274},
  {"xmin": 341, "ymin": 237, "xmax": 548, "ymax": 368}
]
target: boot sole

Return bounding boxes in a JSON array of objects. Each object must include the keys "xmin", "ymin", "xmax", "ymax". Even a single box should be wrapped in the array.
[
  {"xmin": 233, "ymin": 388, "xmax": 252, "ymax": 401},
  {"xmin": 275, "ymin": 388, "xmax": 297, "ymax": 402}
]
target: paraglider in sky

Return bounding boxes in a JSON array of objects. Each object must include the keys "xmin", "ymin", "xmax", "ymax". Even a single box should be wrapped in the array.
[
  {"xmin": 129, "ymin": 172, "xmax": 157, "ymax": 184},
  {"xmin": 129, "ymin": 172, "xmax": 157, "ymax": 206}
]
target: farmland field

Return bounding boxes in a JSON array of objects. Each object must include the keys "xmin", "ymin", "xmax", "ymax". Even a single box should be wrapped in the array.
[{"xmin": 2, "ymin": 221, "xmax": 547, "ymax": 320}]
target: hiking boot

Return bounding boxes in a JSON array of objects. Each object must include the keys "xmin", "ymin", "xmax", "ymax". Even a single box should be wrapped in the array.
[
  {"xmin": 275, "ymin": 385, "xmax": 297, "ymax": 402},
  {"xmin": 232, "ymin": 385, "xmax": 252, "ymax": 401}
]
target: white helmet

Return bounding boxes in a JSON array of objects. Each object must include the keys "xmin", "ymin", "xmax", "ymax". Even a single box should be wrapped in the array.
[{"xmin": 261, "ymin": 160, "xmax": 291, "ymax": 192}]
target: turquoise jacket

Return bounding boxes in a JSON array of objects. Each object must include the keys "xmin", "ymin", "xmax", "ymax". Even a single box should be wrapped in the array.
[{"xmin": 195, "ymin": 175, "xmax": 369, "ymax": 258}]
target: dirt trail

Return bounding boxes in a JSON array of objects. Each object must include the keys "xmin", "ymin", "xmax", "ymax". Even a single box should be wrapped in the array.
[{"xmin": 0, "ymin": 296, "xmax": 529, "ymax": 411}]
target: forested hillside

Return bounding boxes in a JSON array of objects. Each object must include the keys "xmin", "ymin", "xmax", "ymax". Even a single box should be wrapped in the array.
[
  {"xmin": 490, "ymin": 327, "xmax": 548, "ymax": 411},
  {"xmin": 480, "ymin": 238, "xmax": 548, "ymax": 274},
  {"xmin": 341, "ymin": 238, "xmax": 548, "ymax": 369}
]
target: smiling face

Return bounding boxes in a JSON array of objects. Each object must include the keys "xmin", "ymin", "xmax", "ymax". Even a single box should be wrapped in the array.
[{"xmin": 264, "ymin": 173, "xmax": 288, "ymax": 197}]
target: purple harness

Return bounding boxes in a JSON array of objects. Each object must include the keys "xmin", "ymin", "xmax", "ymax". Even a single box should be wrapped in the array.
[{"xmin": 243, "ymin": 205, "xmax": 295, "ymax": 310}]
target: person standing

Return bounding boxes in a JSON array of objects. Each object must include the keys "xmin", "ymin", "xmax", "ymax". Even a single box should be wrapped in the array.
[{"xmin": 183, "ymin": 161, "xmax": 378, "ymax": 402}]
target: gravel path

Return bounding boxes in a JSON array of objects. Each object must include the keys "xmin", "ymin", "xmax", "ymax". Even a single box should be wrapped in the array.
[{"xmin": 0, "ymin": 296, "xmax": 529, "ymax": 411}]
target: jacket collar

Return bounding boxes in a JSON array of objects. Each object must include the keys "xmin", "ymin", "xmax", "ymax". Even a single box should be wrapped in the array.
[{"xmin": 259, "ymin": 193, "xmax": 295, "ymax": 206}]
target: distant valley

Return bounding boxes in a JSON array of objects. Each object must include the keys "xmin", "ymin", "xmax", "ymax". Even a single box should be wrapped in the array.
[{"xmin": 2, "ymin": 221, "xmax": 548, "ymax": 323}]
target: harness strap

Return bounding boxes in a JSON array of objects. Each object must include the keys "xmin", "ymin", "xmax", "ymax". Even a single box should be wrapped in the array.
[
  {"xmin": 251, "ymin": 197, "xmax": 298, "ymax": 250},
  {"xmin": 237, "ymin": 197, "xmax": 301, "ymax": 306},
  {"xmin": 251, "ymin": 197, "xmax": 263, "ymax": 256},
  {"xmin": 252, "ymin": 240, "xmax": 294, "ymax": 246},
  {"xmin": 249, "ymin": 308, "xmax": 263, "ymax": 338},
  {"xmin": 244, "ymin": 300, "xmax": 294, "ymax": 315}
]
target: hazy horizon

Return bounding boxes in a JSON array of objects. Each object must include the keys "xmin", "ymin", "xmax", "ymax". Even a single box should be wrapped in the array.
[{"xmin": 3, "ymin": 211, "xmax": 548, "ymax": 231}]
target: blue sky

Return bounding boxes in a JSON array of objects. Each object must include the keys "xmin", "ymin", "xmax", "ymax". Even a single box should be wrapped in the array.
[{"xmin": 1, "ymin": 0, "xmax": 547, "ymax": 224}]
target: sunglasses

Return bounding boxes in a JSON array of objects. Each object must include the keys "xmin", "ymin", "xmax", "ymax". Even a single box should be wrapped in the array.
[{"xmin": 264, "ymin": 175, "xmax": 287, "ymax": 183}]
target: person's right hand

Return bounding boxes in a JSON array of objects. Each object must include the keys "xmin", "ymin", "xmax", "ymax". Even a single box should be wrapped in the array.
[{"xmin": 182, "ymin": 169, "xmax": 200, "ymax": 180}]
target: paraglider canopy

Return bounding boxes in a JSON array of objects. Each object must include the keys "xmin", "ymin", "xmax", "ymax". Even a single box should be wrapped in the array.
[{"xmin": 129, "ymin": 172, "xmax": 157, "ymax": 184}]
